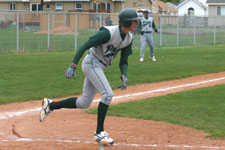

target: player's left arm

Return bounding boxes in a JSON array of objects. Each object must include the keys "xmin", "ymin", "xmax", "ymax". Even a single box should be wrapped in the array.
[
  {"xmin": 119, "ymin": 41, "xmax": 132, "ymax": 76},
  {"xmin": 152, "ymin": 20, "xmax": 158, "ymax": 32},
  {"xmin": 118, "ymin": 41, "xmax": 133, "ymax": 90}
]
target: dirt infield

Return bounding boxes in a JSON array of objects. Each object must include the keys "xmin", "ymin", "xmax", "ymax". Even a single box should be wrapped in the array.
[{"xmin": 0, "ymin": 72, "xmax": 225, "ymax": 150}]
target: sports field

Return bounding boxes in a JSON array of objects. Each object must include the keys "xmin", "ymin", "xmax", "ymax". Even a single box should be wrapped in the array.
[{"xmin": 0, "ymin": 45, "xmax": 225, "ymax": 149}]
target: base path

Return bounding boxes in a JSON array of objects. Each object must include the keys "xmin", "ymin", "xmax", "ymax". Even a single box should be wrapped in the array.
[{"xmin": 0, "ymin": 72, "xmax": 225, "ymax": 150}]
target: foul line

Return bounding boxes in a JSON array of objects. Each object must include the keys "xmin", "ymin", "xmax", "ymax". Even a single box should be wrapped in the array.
[
  {"xmin": 0, "ymin": 76, "xmax": 225, "ymax": 120},
  {"xmin": 2, "ymin": 137, "xmax": 222, "ymax": 149},
  {"xmin": 94, "ymin": 76, "xmax": 225, "ymax": 102}
]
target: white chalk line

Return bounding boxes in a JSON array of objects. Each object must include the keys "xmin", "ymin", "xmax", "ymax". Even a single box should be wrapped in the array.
[
  {"xmin": 0, "ymin": 76, "xmax": 225, "ymax": 149},
  {"xmin": 1, "ymin": 76, "xmax": 225, "ymax": 120},
  {"xmin": 93, "ymin": 77, "xmax": 225, "ymax": 102},
  {"xmin": 0, "ymin": 107, "xmax": 40, "ymax": 120},
  {"xmin": 1, "ymin": 137, "xmax": 222, "ymax": 149}
]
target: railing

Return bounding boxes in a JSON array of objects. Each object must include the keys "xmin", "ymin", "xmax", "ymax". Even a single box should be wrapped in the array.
[{"xmin": 0, "ymin": 10, "xmax": 224, "ymax": 53}]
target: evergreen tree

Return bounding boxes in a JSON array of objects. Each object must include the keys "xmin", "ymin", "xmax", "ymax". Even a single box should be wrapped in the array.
[{"xmin": 160, "ymin": 0, "xmax": 180, "ymax": 3}]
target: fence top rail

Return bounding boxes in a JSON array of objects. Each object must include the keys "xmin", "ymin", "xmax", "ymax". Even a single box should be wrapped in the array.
[
  {"xmin": 0, "ymin": 9, "xmax": 119, "ymax": 15},
  {"xmin": 1, "ymin": 9, "xmax": 225, "ymax": 18}
]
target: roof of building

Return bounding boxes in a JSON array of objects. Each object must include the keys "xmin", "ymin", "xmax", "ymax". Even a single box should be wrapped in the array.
[
  {"xmin": 177, "ymin": 0, "xmax": 207, "ymax": 9},
  {"xmin": 168, "ymin": 2, "xmax": 179, "ymax": 6},
  {"xmin": 206, "ymin": 0, "xmax": 225, "ymax": 3},
  {"xmin": 179, "ymin": 0, "xmax": 186, "ymax": 5},
  {"xmin": 0, "ymin": 0, "xmax": 29, "ymax": 2},
  {"xmin": 152, "ymin": 0, "xmax": 178, "ymax": 13}
]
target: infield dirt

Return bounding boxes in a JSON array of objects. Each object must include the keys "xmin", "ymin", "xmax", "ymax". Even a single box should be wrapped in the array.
[{"xmin": 0, "ymin": 72, "xmax": 225, "ymax": 150}]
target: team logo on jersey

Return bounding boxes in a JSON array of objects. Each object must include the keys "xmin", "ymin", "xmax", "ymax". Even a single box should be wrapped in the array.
[
  {"xmin": 142, "ymin": 21, "xmax": 152, "ymax": 28},
  {"xmin": 104, "ymin": 45, "xmax": 119, "ymax": 63}
]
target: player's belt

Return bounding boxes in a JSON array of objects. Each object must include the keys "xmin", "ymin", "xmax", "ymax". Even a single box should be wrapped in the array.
[
  {"xmin": 142, "ymin": 31, "xmax": 152, "ymax": 34},
  {"xmin": 98, "ymin": 59, "xmax": 107, "ymax": 67},
  {"xmin": 88, "ymin": 52, "xmax": 107, "ymax": 67}
]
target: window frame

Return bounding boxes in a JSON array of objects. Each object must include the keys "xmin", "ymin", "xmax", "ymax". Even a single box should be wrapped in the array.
[
  {"xmin": 99, "ymin": 3, "xmax": 105, "ymax": 11},
  {"xmin": 56, "ymin": 3, "xmax": 63, "ymax": 11},
  {"xmin": 75, "ymin": 2, "xmax": 82, "ymax": 10},
  {"xmin": 46, "ymin": 3, "xmax": 51, "ymax": 9},
  {"xmin": 187, "ymin": 7, "xmax": 194, "ymax": 16},
  {"xmin": 30, "ymin": 3, "xmax": 42, "ymax": 12},
  {"xmin": 106, "ymin": 2, "xmax": 110, "ymax": 10},
  {"xmin": 10, "ymin": 3, "xmax": 16, "ymax": 11},
  {"xmin": 217, "ymin": 6, "xmax": 225, "ymax": 16}
]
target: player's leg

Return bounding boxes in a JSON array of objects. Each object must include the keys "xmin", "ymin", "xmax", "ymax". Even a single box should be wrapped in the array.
[
  {"xmin": 140, "ymin": 34, "xmax": 146, "ymax": 61},
  {"xmin": 83, "ymin": 59, "xmax": 113, "ymax": 131},
  {"xmin": 40, "ymin": 97, "xmax": 77, "ymax": 122},
  {"xmin": 40, "ymin": 77, "xmax": 97, "ymax": 122},
  {"xmin": 83, "ymin": 58, "xmax": 114, "ymax": 145},
  {"xmin": 40, "ymin": 55, "xmax": 98, "ymax": 122},
  {"xmin": 146, "ymin": 34, "xmax": 156, "ymax": 61},
  {"xmin": 76, "ymin": 77, "xmax": 97, "ymax": 108}
]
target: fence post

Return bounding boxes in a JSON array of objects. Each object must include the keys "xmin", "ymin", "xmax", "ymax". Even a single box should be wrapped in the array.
[
  {"xmin": 100, "ymin": 14, "xmax": 103, "ymax": 27},
  {"xmin": 75, "ymin": 13, "xmax": 78, "ymax": 51},
  {"xmin": 194, "ymin": 16, "xmax": 196, "ymax": 45},
  {"xmin": 160, "ymin": 15, "xmax": 162, "ymax": 47},
  {"xmin": 177, "ymin": 16, "xmax": 179, "ymax": 46},
  {"xmin": 22, "ymin": 12, "xmax": 25, "ymax": 30},
  {"xmin": 16, "ymin": 12, "xmax": 19, "ymax": 52},
  {"xmin": 94, "ymin": 14, "xmax": 96, "ymax": 32},
  {"xmin": 214, "ymin": 17, "xmax": 216, "ymax": 44},
  {"xmin": 64, "ymin": 13, "xmax": 66, "ymax": 27},
  {"xmin": 48, "ymin": 12, "xmax": 50, "ymax": 51},
  {"xmin": 52, "ymin": 13, "xmax": 55, "ymax": 29}
]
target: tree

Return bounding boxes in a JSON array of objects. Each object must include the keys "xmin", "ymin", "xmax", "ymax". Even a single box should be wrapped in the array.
[{"xmin": 160, "ymin": 0, "xmax": 180, "ymax": 3}]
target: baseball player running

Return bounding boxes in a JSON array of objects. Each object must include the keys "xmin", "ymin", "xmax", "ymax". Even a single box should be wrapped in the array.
[
  {"xmin": 40, "ymin": 8, "xmax": 139, "ymax": 146},
  {"xmin": 139, "ymin": 9, "xmax": 158, "ymax": 62}
]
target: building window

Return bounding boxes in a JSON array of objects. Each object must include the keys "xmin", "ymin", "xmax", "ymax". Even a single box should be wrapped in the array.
[
  {"xmin": 99, "ymin": 3, "xmax": 105, "ymax": 11},
  {"xmin": 188, "ymin": 7, "xmax": 194, "ymax": 16},
  {"xmin": 75, "ymin": 3, "xmax": 82, "ymax": 10},
  {"xmin": 10, "ymin": 3, "xmax": 16, "ymax": 10},
  {"xmin": 56, "ymin": 3, "xmax": 63, "ymax": 11},
  {"xmin": 133, "ymin": 2, "xmax": 138, "ymax": 7},
  {"xmin": 46, "ymin": 3, "xmax": 50, "ymax": 9},
  {"xmin": 217, "ymin": 6, "xmax": 225, "ymax": 16},
  {"xmin": 107, "ymin": 3, "xmax": 110, "ymax": 10},
  {"xmin": 32, "ymin": 4, "xmax": 37, "ymax": 11},
  {"xmin": 31, "ymin": 4, "xmax": 42, "ymax": 11}
]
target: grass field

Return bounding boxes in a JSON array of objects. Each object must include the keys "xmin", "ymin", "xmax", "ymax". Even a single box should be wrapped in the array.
[
  {"xmin": 85, "ymin": 84, "xmax": 225, "ymax": 139},
  {"xmin": 1, "ymin": 44, "xmax": 225, "ymax": 139},
  {"xmin": 0, "ymin": 44, "xmax": 225, "ymax": 104}
]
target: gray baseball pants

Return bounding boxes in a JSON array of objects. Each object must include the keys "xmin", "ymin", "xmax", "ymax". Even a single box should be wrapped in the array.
[
  {"xmin": 76, "ymin": 54, "xmax": 113, "ymax": 108},
  {"xmin": 140, "ymin": 33, "xmax": 154, "ymax": 58}
]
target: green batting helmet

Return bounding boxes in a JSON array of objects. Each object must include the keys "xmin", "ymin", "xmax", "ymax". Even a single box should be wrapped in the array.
[{"xmin": 119, "ymin": 8, "xmax": 139, "ymax": 27}]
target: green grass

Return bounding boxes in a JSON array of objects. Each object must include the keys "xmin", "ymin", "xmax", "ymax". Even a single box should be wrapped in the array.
[
  {"xmin": 0, "ymin": 44, "xmax": 225, "ymax": 104},
  {"xmin": 85, "ymin": 84, "xmax": 225, "ymax": 138}
]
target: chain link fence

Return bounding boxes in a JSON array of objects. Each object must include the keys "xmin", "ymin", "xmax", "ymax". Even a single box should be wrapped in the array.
[{"xmin": 0, "ymin": 10, "xmax": 225, "ymax": 53}]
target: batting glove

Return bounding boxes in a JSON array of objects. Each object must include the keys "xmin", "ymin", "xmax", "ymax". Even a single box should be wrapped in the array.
[
  {"xmin": 118, "ymin": 75, "xmax": 128, "ymax": 90},
  {"xmin": 65, "ymin": 64, "xmax": 76, "ymax": 80}
]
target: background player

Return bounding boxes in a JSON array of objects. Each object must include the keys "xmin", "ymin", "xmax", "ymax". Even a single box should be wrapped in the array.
[
  {"xmin": 139, "ymin": 9, "xmax": 158, "ymax": 62},
  {"xmin": 40, "ymin": 8, "xmax": 139, "ymax": 146}
]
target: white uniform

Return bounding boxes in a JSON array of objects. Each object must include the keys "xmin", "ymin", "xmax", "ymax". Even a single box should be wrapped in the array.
[
  {"xmin": 140, "ymin": 16, "xmax": 155, "ymax": 58},
  {"xmin": 76, "ymin": 26, "xmax": 132, "ymax": 108}
]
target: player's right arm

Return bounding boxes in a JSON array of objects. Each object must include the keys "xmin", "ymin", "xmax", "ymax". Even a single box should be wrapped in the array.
[
  {"xmin": 152, "ymin": 20, "xmax": 158, "ymax": 32},
  {"xmin": 65, "ymin": 28, "xmax": 110, "ymax": 79},
  {"xmin": 72, "ymin": 28, "xmax": 110, "ymax": 66}
]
